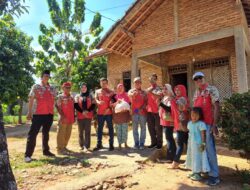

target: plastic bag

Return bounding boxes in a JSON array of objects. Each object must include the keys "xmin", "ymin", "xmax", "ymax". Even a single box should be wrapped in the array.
[{"xmin": 115, "ymin": 100, "xmax": 130, "ymax": 113}]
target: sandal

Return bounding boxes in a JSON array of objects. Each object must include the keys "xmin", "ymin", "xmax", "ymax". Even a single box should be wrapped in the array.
[
  {"xmin": 187, "ymin": 173, "xmax": 195, "ymax": 178},
  {"xmin": 190, "ymin": 173, "xmax": 202, "ymax": 181},
  {"xmin": 168, "ymin": 161, "xmax": 179, "ymax": 169}
]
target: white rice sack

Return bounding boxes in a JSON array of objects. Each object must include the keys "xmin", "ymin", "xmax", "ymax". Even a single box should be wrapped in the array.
[{"xmin": 115, "ymin": 100, "xmax": 130, "ymax": 113}]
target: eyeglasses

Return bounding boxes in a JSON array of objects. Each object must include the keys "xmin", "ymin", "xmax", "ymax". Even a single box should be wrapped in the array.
[{"xmin": 194, "ymin": 76, "xmax": 203, "ymax": 81}]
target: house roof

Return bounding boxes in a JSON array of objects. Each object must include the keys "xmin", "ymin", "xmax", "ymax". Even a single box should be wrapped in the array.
[
  {"xmin": 96, "ymin": 0, "xmax": 250, "ymax": 58},
  {"xmin": 96, "ymin": 0, "xmax": 166, "ymax": 57}
]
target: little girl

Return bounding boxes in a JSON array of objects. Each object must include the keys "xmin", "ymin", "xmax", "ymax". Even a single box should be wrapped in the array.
[{"xmin": 186, "ymin": 107, "xmax": 210, "ymax": 181}]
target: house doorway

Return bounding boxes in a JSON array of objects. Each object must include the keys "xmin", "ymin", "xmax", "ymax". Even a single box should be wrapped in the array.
[
  {"xmin": 123, "ymin": 71, "xmax": 131, "ymax": 92},
  {"xmin": 171, "ymin": 73, "xmax": 188, "ymax": 94}
]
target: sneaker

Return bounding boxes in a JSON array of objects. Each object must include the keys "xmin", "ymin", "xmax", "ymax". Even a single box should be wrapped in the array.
[
  {"xmin": 109, "ymin": 145, "xmax": 114, "ymax": 151},
  {"xmin": 133, "ymin": 145, "xmax": 139, "ymax": 150},
  {"xmin": 43, "ymin": 151, "xmax": 55, "ymax": 157},
  {"xmin": 24, "ymin": 156, "xmax": 32, "ymax": 163},
  {"xmin": 148, "ymin": 144, "xmax": 157, "ymax": 148},
  {"xmin": 206, "ymin": 176, "xmax": 220, "ymax": 186},
  {"xmin": 139, "ymin": 146, "xmax": 145, "ymax": 150},
  {"xmin": 190, "ymin": 173, "xmax": 202, "ymax": 181},
  {"xmin": 93, "ymin": 144, "xmax": 103, "ymax": 151}
]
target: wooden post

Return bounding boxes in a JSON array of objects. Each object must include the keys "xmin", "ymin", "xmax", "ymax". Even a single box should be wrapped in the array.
[
  {"xmin": 131, "ymin": 53, "xmax": 139, "ymax": 86},
  {"xmin": 234, "ymin": 26, "xmax": 249, "ymax": 93},
  {"xmin": 174, "ymin": 0, "xmax": 179, "ymax": 41}
]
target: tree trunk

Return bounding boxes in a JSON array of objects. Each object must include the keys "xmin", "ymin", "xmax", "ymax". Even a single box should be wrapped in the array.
[
  {"xmin": 0, "ymin": 102, "xmax": 17, "ymax": 190},
  {"xmin": 18, "ymin": 100, "xmax": 23, "ymax": 124}
]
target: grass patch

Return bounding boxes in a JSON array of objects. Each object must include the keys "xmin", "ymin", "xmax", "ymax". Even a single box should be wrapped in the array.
[
  {"xmin": 10, "ymin": 152, "xmax": 90, "ymax": 171},
  {"xmin": 3, "ymin": 115, "xmax": 26, "ymax": 124}
]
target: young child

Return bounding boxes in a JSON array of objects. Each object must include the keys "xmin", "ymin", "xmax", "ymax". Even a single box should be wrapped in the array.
[{"xmin": 186, "ymin": 107, "xmax": 210, "ymax": 181}]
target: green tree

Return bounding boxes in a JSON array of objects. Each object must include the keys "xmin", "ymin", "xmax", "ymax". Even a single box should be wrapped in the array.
[
  {"xmin": 219, "ymin": 91, "xmax": 250, "ymax": 160},
  {"xmin": 0, "ymin": 15, "xmax": 34, "ymax": 122},
  {"xmin": 36, "ymin": 0, "xmax": 103, "ymax": 86},
  {"xmin": 72, "ymin": 56, "xmax": 107, "ymax": 90},
  {"xmin": 0, "ymin": 0, "xmax": 28, "ymax": 16}
]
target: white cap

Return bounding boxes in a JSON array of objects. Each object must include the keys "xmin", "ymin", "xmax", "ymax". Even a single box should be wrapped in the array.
[
  {"xmin": 192, "ymin": 72, "xmax": 205, "ymax": 80},
  {"xmin": 133, "ymin": 77, "xmax": 141, "ymax": 82}
]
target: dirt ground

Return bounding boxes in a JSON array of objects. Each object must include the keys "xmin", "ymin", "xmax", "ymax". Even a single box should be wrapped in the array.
[{"xmin": 5, "ymin": 121, "xmax": 250, "ymax": 190}]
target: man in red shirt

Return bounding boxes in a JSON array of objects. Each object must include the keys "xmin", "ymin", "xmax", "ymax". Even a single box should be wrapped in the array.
[
  {"xmin": 56, "ymin": 82, "xmax": 74, "ymax": 155},
  {"xmin": 25, "ymin": 70, "xmax": 57, "ymax": 162},
  {"xmin": 193, "ymin": 71, "xmax": 220, "ymax": 186},
  {"xmin": 94, "ymin": 78, "xmax": 114, "ymax": 151},
  {"xmin": 146, "ymin": 74, "xmax": 162, "ymax": 149},
  {"xmin": 128, "ymin": 77, "xmax": 147, "ymax": 149}
]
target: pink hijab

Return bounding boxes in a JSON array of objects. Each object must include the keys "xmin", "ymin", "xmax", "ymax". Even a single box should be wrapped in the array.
[{"xmin": 115, "ymin": 83, "xmax": 130, "ymax": 103}]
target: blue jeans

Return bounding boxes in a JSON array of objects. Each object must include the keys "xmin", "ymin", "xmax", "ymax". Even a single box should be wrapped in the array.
[
  {"xmin": 132, "ymin": 114, "xmax": 146, "ymax": 147},
  {"xmin": 164, "ymin": 127, "xmax": 176, "ymax": 161},
  {"xmin": 206, "ymin": 125, "xmax": 219, "ymax": 177},
  {"xmin": 174, "ymin": 130, "xmax": 188, "ymax": 162},
  {"xmin": 97, "ymin": 115, "xmax": 114, "ymax": 146}
]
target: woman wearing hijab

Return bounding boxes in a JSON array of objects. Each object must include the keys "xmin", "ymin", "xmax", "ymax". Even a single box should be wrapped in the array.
[
  {"xmin": 111, "ymin": 83, "xmax": 131, "ymax": 149},
  {"xmin": 74, "ymin": 83, "xmax": 95, "ymax": 152},
  {"xmin": 171, "ymin": 84, "xmax": 189, "ymax": 169}
]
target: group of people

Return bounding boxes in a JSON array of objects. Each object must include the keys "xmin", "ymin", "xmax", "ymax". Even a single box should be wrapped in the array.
[{"xmin": 24, "ymin": 70, "xmax": 220, "ymax": 186}]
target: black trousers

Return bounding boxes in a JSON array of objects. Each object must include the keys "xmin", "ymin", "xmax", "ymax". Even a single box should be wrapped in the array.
[
  {"xmin": 147, "ymin": 112, "xmax": 162, "ymax": 146},
  {"xmin": 77, "ymin": 119, "xmax": 91, "ymax": 149},
  {"xmin": 25, "ymin": 114, "xmax": 53, "ymax": 157}
]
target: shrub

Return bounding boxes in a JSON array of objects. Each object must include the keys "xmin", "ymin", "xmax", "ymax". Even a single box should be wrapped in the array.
[{"xmin": 219, "ymin": 91, "xmax": 250, "ymax": 160}]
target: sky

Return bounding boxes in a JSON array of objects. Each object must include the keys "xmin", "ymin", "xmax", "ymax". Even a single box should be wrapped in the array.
[{"xmin": 14, "ymin": 0, "xmax": 136, "ymax": 50}]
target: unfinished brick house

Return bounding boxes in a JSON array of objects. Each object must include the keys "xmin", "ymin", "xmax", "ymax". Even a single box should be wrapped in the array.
[{"xmin": 94, "ymin": 0, "xmax": 250, "ymax": 101}]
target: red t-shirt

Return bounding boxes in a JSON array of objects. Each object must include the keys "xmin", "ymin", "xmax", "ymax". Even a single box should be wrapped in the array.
[
  {"xmin": 75, "ymin": 94, "xmax": 94, "ymax": 119},
  {"xmin": 95, "ymin": 88, "xmax": 114, "ymax": 115},
  {"xmin": 57, "ymin": 93, "xmax": 75, "ymax": 125},
  {"xmin": 29, "ymin": 83, "xmax": 57, "ymax": 115},
  {"xmin": 146, "ymin": 86, "xmax": 161, "ymax": 113},
  {"xmin": 128, "ymin": 88, "xmax": 147, "ymax": 115},
  {"xmin": 193, "ymin": 84, "xmax": 220, "ymax": 126}
]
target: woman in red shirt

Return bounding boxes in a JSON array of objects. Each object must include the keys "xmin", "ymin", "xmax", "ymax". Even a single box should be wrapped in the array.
[{"xmin": 159, "ymin": 84, "xmax": 175, "ymax": 162}]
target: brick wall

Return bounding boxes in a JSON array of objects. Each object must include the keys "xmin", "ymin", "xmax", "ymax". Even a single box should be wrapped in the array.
[
  {"xmin": 178, "ymin": 0, "xmax": 241, "ymax": 40},
  {"xmin": 107, "ymin": 0, "xmax": 246, "ymax": 93},
  {"xmin": 107, "ymin": 53, "xmax": 131, "ymax": 90},
  {"xmin": 138, "ymin": 61, "xmax": 163, "ymax": 89},
  {"xmin": 133, "ymin": 0, "xmax": 175, "ymax": 51},
  {"xmin": 133, "ymin": 0, "xmax": 242, "ymax": 52}
]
